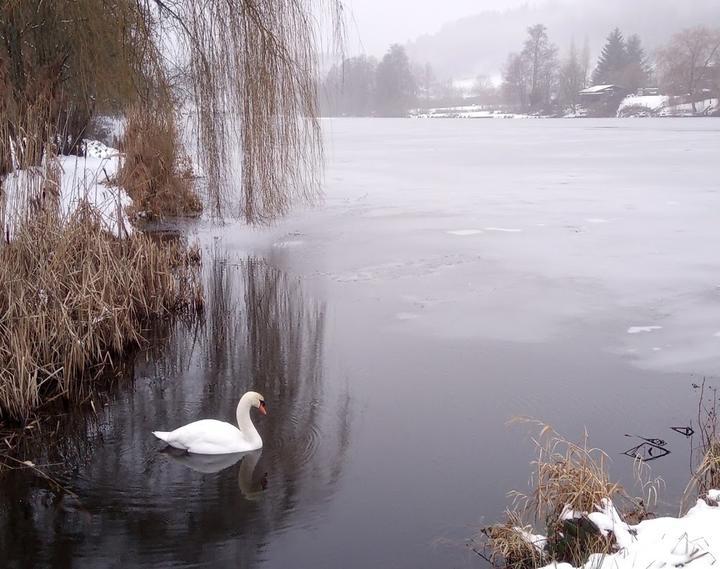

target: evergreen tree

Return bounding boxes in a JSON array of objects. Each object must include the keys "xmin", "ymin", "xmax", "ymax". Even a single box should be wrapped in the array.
[
  {"xmin": 374, "ymin": 45, "xmax": 417, "ymax": 117},
  {"xmin": 322, "ymin": 56, "xmax": 378, "ymax": 116},
  {"xmin": 624, "ymin": 34, "xmax": 652, "ymax": 90},
  {"xmin": 592, "ymin": 28, "xmax": 629, "ymax": 86}
]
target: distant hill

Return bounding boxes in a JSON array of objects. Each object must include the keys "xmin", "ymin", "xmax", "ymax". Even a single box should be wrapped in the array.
[{"xmin": 406, "ymin": 0, "xmax": 720, "ymax": 81}]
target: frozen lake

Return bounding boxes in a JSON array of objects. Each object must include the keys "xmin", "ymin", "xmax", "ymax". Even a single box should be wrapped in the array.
[{"xmin": 3, "ymin": 118, "xmax": 720, "ymax": 568}]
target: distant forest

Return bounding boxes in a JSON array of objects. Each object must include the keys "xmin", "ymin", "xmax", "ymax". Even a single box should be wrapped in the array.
[{"xmin": 319, "ymin": 25, "xmax": 720, "ymax": 118}]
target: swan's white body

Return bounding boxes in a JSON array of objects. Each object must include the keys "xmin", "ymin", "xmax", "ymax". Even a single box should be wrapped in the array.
[{"xmin": 153, "ymin": 391, "xmax": 265, "ymax": 455}]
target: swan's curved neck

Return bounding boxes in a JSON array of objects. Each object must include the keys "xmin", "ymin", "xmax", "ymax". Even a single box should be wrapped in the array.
[{"xmin": 236, "ymin": 395, "xmax": 261, "ymax": 445}]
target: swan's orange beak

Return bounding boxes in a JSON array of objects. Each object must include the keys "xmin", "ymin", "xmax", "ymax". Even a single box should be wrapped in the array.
[{"xmin": 259, "ymin": 401, "xmax": 267, "ymax": 415}]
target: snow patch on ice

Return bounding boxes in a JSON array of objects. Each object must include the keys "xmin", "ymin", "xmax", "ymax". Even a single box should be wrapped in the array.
[
  {"xmin": 273, "ymin": 240, "xmax": 304, "ymax": 249},
  {"xmin": 585, "ymin": 218, "xmax": 610, "ymax": 224},
  {"xmin": 627, "ymin": 326, "xmax": 662, "ymax": 334},
  {"xmin": 447, "ymin": 229, "xmax": 482, "ymax": 236},
  {"xmin": 396, "ymin": 312, "xmax": 421, "ymax": 321},
  {"xmin": 484, "ymin": 227, "xmax": 522, "ymax": 233}
]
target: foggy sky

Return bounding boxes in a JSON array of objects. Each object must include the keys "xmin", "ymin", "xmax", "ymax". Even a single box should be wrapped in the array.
[
  {"xmin": 341, "ymin": 0, "xmax": 720, "ymax": 80},
  {"xmin": 343, "ymin": 0, "xmax": 548, "ymax": 55}
]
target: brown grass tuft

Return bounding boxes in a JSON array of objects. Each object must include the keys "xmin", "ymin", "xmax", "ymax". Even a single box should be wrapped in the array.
[
  {"xmin": 0, "ymin": 204, "xmax": 203, "ymax": 422},
  {"xmin": 478, "ymin": 424, "xmax": 651, "ymax": 568},
  {"xmin": 685, "ymin": 381, "xmax": 720, "ymax": 505},
  {"xmin": 481, "ymin": 513, "xmax": 547, "ymax": 569},
  {"xmin": 117, "ymin": 107, "xmax": 202, "ymax": 220}
]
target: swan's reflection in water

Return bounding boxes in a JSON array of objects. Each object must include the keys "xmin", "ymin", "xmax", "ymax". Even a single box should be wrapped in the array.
[
  {"xmin": 162, "ymin": 448, "xmax": 268, "ymax": 499},
  {"xmin": 0, "ymin": 252, "xmax": 351, "ymax": 568}
]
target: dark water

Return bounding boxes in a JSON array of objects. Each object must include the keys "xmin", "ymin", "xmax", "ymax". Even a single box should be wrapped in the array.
[{"xmin": 2, "ymin": 119, "xmax": 720, "ymax": 568}]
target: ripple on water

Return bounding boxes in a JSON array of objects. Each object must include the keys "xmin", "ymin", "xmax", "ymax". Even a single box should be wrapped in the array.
[{"xmin": 274, "ymin": 406, "xmax": 322, "ymax": 472}]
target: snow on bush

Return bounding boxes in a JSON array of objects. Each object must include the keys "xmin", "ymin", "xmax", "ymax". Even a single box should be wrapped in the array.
[{"xmin": 528, "ymin": 492, "xmax": 720, "ymax": 569}]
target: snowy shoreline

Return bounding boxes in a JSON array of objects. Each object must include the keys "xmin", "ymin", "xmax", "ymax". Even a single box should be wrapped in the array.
[
  {"xmin": 1, "ymin": 141, "xmax": 132, "ymax": 239},
  {"xmin": 522, "ymin": 491, "xmax": 720, "ymax": 569}
]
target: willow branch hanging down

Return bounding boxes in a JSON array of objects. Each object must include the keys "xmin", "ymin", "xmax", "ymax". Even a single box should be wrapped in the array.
[
  {"xmin": 152, "ymin": 0, "xmax": 343, "ymax": 223},
  {"xmin": 0, "ymin": 0, "xmax": 342, "ymax": 224}
]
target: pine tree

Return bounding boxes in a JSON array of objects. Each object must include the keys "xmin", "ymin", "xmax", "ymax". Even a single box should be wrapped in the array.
[
  {"xmin": 592, "ymin": 28, "xmax": 629, "ymax": 86},
  {"xmin": 624, "ymin": 34, "xmax": 652, "ymax": 90},
  {"xmin": 374, "ymin": 45, "xmax": 417, "ymax": 117}
]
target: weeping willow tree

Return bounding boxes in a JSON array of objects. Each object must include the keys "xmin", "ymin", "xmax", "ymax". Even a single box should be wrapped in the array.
[{"xmin": 0, "ymin": 0, "xmax": 342, "ymax": 222}]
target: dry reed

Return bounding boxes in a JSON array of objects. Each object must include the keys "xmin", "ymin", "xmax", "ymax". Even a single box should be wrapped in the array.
[
  {"xmin": 479, "ymin": 424, "xmax": 651, "ymax": 569},
  {"xmin": 684, "ymin": 381, "xmax": 720, "ymax": 505},
  {"xmin": 117, "ymin": 107, "xmax": 202, "ymax": 220},
  {"xmin": 0, "ymin": 204, "xmax": 203, "ymax": 422},
  {"xmin": 481, "ymin": 513, "xmax": 548, "ymax": 569}
]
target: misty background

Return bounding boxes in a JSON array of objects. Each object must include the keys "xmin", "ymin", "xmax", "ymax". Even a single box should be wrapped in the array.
[
  {"xmin": 320, "ymin": 0, "xmax": 720, "ymax": 118},
  {"xmin": 343, "ymin": 0, "xmax": 720, "ymax": 79}
]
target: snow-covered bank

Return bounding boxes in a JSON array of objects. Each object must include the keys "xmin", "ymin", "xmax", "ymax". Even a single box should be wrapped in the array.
[
  {"xmin": 410, "ymin": 97, "xmax": 720, "ymax": 120},
  {"xmin": 517, "ymin": 492, "xmax": 720, "ymax": 569},
  {"xmin": 618, "ymin": 95, "xmax": 719, "ymax": 117},
  {"xmin": 411, "ymin": 105, "xmax": 530, "ymax": 119},
  {"xmin": 1, "ymin": 141, "xmax": 132, "ymax": 239}
]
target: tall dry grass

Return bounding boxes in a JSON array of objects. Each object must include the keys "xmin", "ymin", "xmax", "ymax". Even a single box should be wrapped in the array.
[
  {"xmin": 479, "ymin": 424, "xmax": 656, "ymax": 569},
  {"xmin": 684, "ymin": 381, "xmax": 720, "ymax": 505},
  {"xmin": 117, "ymin": 107, "xmax": 202, "ymax": 220},
  {"xmin": 0, "ymin": 204, "xmax": 203, "ymax": 422}
]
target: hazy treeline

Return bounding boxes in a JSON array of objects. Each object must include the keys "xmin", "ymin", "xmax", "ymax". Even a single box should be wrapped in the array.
[
  {"xmin": 502, "ymin": 25, "xmax": 651, "ymax": 113},
  {"xmin": 320, "ymin": 45, "xmax": 417, "ymax": 117},
  {"xmin": 502, "ymin": 24, "xmax": 720, "ymax": 114},
  {"xmin": 320, "ymin": 24, "xmax": 720, "ymax": 117}
]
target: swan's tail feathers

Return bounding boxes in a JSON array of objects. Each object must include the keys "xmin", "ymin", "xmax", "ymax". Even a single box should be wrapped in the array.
[
  {"xmin": 153, "ymin": 431, "xmax": 171, "ymax": 443},
  {"xmin": 153, "ymin": 431, "xmax": 188, "ymax": 451}
]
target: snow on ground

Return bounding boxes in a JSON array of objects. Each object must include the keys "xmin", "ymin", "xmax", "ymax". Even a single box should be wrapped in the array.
[
  {"xmin": 412, "ymin": 105, "xmax": 529, "ymax": 119},
  {"xmin": 618, "ymin": 95, "xmax": 719, "ymax": 117},
  {"xmin": 617, "ymin": 95, "xmax": 669, "ymax": 115},
  {"xmin": 1, "ymin": 141, "xmax": 132, "ymax": 239},
  {"xmin": 532, "ymin": 493, "xmax": 720, "ymax": 569},
  {"xmin": 415, "ymin": 97, "xmax": 718, "ymax": 119},
  {"xmin": 665, "ymin": 98, "xmax": 719, "ymax": 116}
]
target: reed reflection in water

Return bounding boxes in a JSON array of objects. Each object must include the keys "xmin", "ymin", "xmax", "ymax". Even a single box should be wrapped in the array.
[{"xmin": 0, "ymin": 253, "xmax": 351, "ymax": 569}]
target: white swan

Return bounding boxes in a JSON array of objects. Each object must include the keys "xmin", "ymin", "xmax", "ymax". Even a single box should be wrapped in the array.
[{"xmin": 152, "ymin": 391, "xmax": 267, "ymax": 454}]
